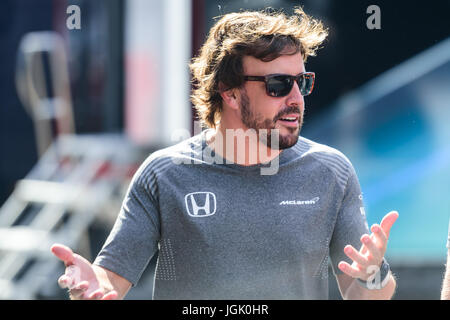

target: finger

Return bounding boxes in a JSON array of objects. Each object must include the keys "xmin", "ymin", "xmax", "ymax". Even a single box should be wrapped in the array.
[
  {"xmin": 101, "ymin": 291, "xmax": 118, "ymax": 300},
  {"xmin": 70, "ymin": 288, "xmax": 87, "ymax": 300},
  {"xmin": 68, "ymin": 282, "xmax": 90, "ymax": 300},
  {"xmin": 361, "ymin": 234, "xmax": 382, "ymax": 262},
  {"xmin": 65, "ymin": 265, "xmax": 81, "ymax": 283},
  {"xmin": 371, "ymin": 224, "xmax": 388, "ymax": 249},
  {"xmin": 338, "ymin": 261, "xmax": 365, "ymax": 279},
  {"xmin": 57, "ymin": 275, "xmax": 73, "ymax": 289},
  {"xmin": 72, "ymin": 281, "xmax": 89, "ymax": 292},
  {"xmin": 86, "ymin": 289, "xmax": 105, "ymax": 300},
  {"xmin": 344, "ymin": 245, "xmax": 369, "ymax": 267},
  {"xmin": 380, "ymin": 211, "xmax": 399, "ymax": 238},
  {"xmin": 51, "ymin": 243, "xmax": 75, "ymax": 266}
]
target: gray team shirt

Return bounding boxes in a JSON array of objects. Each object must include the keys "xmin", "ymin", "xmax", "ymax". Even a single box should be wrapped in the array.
[{"xmin": 94, "ymin": 130, "xmax": 371, "ymax": 299}]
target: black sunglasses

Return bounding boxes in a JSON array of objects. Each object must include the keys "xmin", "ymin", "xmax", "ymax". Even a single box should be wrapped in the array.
[{"xmin": 243, "ymin": 72, "xmax": 315, "ymax": 97}]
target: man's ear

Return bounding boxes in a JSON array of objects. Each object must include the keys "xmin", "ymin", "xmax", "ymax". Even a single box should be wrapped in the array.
[{"xmin": 219, "ymin": 82, "xmax": 240, "ymax": 110}]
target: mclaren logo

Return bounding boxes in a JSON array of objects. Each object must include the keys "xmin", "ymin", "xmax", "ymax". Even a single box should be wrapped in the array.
[
  {"xmin": 185, "ymin": 192, "xmax": 217, "ymax": 217},
  {"xmin": 279, "ymin": 197, "xmax": 320, "ymax": 206}
]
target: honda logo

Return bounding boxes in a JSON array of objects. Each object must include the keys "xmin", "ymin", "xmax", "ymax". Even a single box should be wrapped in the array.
[{"xmin": 184, "ymin": 192, "xmax": 217, "ymax": 217}]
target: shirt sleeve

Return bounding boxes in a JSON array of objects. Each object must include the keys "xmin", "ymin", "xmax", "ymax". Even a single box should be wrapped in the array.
[
  {"xmin": 329, "ymin": 162, "xmax": 370, "ymax": 276},
  {"xmin": 93, "ymin": 166, "xmax": 161, "ymax": 286}
]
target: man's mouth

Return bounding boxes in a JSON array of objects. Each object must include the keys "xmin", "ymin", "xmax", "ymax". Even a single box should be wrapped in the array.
[{"xmin": 277, "ymin": 114, "xmax": 300, "ymax": 127}]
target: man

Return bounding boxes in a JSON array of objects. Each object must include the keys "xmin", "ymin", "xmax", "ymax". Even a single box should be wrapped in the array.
[
  {"xmin": 51, "ymin": 7, "xmax": 398, "ymax": 300},
  {"xmin": 441, "ymin": 220, "xmax": 450, "ymax": 299}
]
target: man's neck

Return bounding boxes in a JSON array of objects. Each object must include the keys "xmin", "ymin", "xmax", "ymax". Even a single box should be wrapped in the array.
[{"xmin": 206, "ymin": 124, "xmax": 282, "ymax": 166}]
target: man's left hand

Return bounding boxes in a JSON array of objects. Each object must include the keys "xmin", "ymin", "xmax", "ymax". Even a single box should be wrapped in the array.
[{"xmin": 338, "ymin": 211, "xmax": 399, "ymax": 281}]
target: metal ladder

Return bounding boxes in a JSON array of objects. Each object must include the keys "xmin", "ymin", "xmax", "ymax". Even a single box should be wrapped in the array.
[
  {"xmin": 0, "ymin": 31, "xmax": 146, "ymax": 299},
  {"xmin": 0, "ymin": 133, "xmax": 144, "ymax": 299}
]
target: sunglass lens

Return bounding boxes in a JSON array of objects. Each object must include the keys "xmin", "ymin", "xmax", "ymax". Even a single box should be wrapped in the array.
[
  {"xmin": 267, "ymin": 76, "xmax": 293, "ymax": 97},
  {"xmin": 299, "ymin": 74, "xmax": 314, "ymax": 96}
]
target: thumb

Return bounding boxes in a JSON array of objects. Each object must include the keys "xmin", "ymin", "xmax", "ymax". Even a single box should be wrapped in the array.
[
  {"xmin": 380, "ymin": 211, "xmax": 399, "ymax": 239},
  {"xmin": 51, "ymin": 243, "xmax": 75, "ymax": 266}
]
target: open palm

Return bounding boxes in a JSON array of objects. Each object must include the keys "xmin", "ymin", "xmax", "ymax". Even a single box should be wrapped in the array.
[{"xmin": 51, "ymin": 244, "xmax": 117, "ymax": 300}]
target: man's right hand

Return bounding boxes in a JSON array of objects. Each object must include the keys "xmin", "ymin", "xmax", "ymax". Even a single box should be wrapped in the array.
[{"xmin": 51, "ymin": 243, "xmax": 118, "ymax": 300}]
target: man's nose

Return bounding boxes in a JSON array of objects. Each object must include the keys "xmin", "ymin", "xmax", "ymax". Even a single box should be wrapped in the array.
[{"xmin": 286, "ymin": 81, "xmax": 304, "ymax": 108}]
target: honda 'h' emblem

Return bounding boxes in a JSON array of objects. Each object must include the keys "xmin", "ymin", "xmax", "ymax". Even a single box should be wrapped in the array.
[{"xmin": 185, "ymin": 192, "xmax": 217, "ymax": 217}]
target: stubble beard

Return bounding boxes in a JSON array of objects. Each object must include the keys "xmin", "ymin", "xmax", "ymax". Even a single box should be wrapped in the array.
[{"xmin": 239, "ymin": 90, "xmax": 303, "ymax": 150}]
